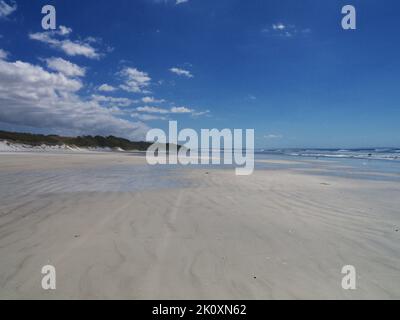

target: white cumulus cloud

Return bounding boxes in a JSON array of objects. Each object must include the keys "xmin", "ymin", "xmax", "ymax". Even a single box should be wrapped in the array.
[
  {"xmin": 170, "ymin": 106, "xmax": 193, "ymax": 114},
  {"xmin": 119, "ymin": 67, "xmax": 151, "ymax": 93},
  {"xmin": 0, "ymin": 54, "xmax": 148, "ymax": 140},
  {"xmin": 45, "ymin": 57, "xmax": 86, "ymax": 77},
  {"xmin": 98, "ymin": 84, "xmax": 117, "ymax": 92}
]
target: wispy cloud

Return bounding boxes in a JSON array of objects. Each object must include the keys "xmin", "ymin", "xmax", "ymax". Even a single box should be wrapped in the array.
[
  {"xmin": 170, "ymin": 67, "xmax": 193, "ymax": 78},
  {"xmin": 59, "ymin": 25, "xmax": 72, "ymax": 36},
  {"xmin": 136, "ymin": 105, "xmax": 208, "ymax": 117},
  {"xmin": 131, "ymin": 113, "xmax": 167, "ymax": 121},
  {"xmin": 136, "ymin": 106, "xmax": 170, "ymax": 114},
  {"xmin": 142, "ymin": 96, "xmax": 165, "ymax": 104},
  {"xmin": 0, "ymin": 49, "xmax": 8, "ymax": 59},
  {"xmin": 29, "ymin": 26, "xmax": 101, "ymax": 59},
  {"xmin": 264, "ymin": 134, "xmax": 283, "ymax": 139},
  {"xmin": 119, "ymin": 67, "xmax": 151, "ymax": 93},
  {"xmin": 0, "ymin": 0, "xmax": 17, "ymax": 19},
  {"xmin": 153, "ymin": 0, "xmax": 189, "ymax": 5},
  {"xmin": 191, "ymin": 110, "xmax": 210, "ymax": 117},
  {"xmin": 91, "ymin": 94, "xmax": 135, "ymax": 108},
  {"xmin": 262, "ymin": 23, "xmax": 311, "ymax": 38}
]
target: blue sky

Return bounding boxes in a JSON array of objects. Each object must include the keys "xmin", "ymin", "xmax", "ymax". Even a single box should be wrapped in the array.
[{"xmin": 0, "ymin": 0, "xmax": 399, "ymax": 148}]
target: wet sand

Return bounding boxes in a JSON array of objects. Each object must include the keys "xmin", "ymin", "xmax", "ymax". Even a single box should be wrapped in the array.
[{"xmin": 0, "ymin": 153, "xmax": 399, "ymax": 299}]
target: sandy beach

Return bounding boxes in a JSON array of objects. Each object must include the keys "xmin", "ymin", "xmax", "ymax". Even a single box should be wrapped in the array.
[{"xmin": 0, "ymin": 152, "xmax": 399, "ymax": 299}]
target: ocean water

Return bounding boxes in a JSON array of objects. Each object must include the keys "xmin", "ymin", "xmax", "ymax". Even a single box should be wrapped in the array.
[
  {"xmin": 254, "ymin": 150, "xmax": 400, "ymax": 182},
  {"xmin": 133, "ymin": 148, "xmax": 400, "ymax": 182},
  {"xmin": 256, "ymin": 148, "xmax": 400, "ymax": 162}
]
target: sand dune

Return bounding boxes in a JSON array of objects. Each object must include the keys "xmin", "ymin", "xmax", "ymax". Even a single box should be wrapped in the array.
[{"xmin": 0, "ymin": 153, "xmax": 399, "ymax": 299}]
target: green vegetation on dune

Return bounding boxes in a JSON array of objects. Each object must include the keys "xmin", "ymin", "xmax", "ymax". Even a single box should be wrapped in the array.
[{"xmin": 0, "ymin": 130, "xmax": 156, "ymax": 151}]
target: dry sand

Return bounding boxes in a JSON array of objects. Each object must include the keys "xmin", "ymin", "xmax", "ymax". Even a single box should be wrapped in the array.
[{"xmin": 0, "ymin": 153, "xmax": 399, "ymax": 299}]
